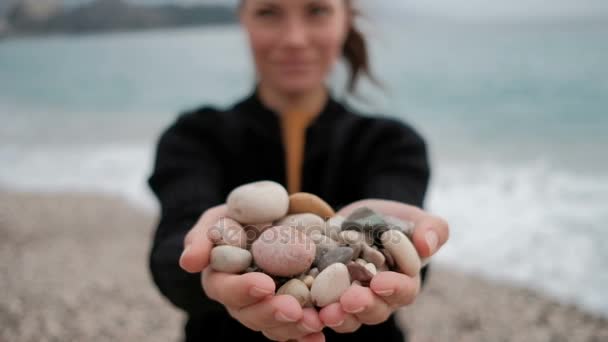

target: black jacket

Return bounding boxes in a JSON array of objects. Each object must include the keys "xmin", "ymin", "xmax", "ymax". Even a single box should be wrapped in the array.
[{"xmin": 147, "ymin": 86, "xmax": 431, "ymax": 342}]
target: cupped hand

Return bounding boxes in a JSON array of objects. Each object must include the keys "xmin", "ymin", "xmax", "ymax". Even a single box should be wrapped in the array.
[
  {"xmin": 178, "ymin": 204, "xmax": 325, "ymax": 342},
  {"xmin": 319, "ymin": 199, "xmax": 449, "ymax": 333}
]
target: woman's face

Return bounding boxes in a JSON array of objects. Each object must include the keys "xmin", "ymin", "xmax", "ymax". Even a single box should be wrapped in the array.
[{"xmin": 239, "ymin": 0, "xmax": 350, "ymax": 95}]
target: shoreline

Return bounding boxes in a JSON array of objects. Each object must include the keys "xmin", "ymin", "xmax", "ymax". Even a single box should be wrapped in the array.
[{"xmin": 1, "ymin": 189, "xmax": 606, "ymax": 341}]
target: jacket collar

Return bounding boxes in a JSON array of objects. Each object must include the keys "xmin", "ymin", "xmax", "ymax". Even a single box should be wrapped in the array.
[{"xmin": 233, "ymin": 84, "xmax": 345, "ymax": 144}]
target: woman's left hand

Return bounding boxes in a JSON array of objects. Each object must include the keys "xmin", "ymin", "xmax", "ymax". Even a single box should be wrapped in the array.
[{"xmin": 318, "ymin": 199, "xmax": 450, "ymax": 333}]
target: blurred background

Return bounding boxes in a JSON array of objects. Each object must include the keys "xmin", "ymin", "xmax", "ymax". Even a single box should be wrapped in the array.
[{"xmin": 1, "ymin": 0, "xmax": 607, "ymax": 341}]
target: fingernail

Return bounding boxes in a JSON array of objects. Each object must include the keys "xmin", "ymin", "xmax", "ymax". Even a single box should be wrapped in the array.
[
  {"xmin": 344, "ymin": 306, "xmax": 364, "ymax": 314},
  {"xmin": 275, "ymin": 311, "xmax": 298, "ymax": 323},
  {"xmin": 326, "ymin": 319, "xmax": 344, "ymax": 328},
  {"xmin": 425, "ymin": 231, "xmax": 438, "ymax": 254},
  {"xmin": 249, "ymin": 286, "xmax": 273, "ymax": 298},
  {"xmin": 374, "ymin": 289, "xmax": 394, "ymax": 297},
  {"xmin": 179, "ymin": 245, "xmax": 190, "ymax": 263},
  {"xmin": 297, "ymin": 322, "xmax": 319, "ymax": 333}
]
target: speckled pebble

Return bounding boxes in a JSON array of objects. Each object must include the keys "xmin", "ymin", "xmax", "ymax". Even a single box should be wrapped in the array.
[
  {"xmin": 277, "ymin": 279, "xmax": 312, "ymax": 307},
  {"xmin": 226, "ymin": 181, "xmax": 289, "ymax": 224},
  {"xmin": 210, "ymin": 245, "xmax": 252, "ymax": 274},
  {"xmin": 310, "ymin": 263, "xmax": 351, "ymax": 307}
]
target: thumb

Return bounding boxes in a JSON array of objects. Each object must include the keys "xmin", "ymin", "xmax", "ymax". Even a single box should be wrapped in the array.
[{"xmin": 179, "ymin": 204, "xmax": 228, "ymax": 273}]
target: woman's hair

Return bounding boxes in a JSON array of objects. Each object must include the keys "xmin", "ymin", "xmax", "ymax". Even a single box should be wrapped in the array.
[
  {"xmin": 239, "ymin": 0, "xmax": 379, "ymax": 94},
  {"xmin": 343, "ymin": 0, "xmax": 379, "ymax": 93}
]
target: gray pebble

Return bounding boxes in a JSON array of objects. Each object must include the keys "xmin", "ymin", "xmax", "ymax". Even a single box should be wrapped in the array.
[
  {"xmin": 342, "ymin": 207, "xmax": 390, "ymax": 243},
  {"xmin": 210, "ymin": 246, "xmax": 252, "ymax": 274},
  {"xmin": 317, "ymin": 247, "xmax": 354, "ymax": 271}
]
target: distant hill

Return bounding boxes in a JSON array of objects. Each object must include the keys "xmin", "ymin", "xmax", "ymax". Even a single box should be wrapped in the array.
[{"xmin": 4, "ymin": 0, "xmax": 237, "ymax": 37}]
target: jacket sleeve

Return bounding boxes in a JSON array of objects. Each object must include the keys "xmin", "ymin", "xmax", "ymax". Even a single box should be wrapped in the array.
[
  {"xmin": 355, "ymin": 117, "xmax": 432, "ymax": 288},
  {"xmin": 147, "ymin": 110, "xmax": 226, "ymax": 317}
]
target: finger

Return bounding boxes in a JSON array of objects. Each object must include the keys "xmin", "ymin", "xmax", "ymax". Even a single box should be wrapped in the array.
[
  {"xmin": 298, "ymin": 332, "xmax": 325, "ymax": 342},
  {"xmin": 202, "ymin": 268, "xmax": 275, "ymax": 309},
  {"xmin": 262, "ymin": 307, "xmax": 324, "ymax": 340},
  {"xmin": 234, "ymin": 294, "xmax": 303, "ymax": 330},
  {"xmin": 340, "ymin": 284, "xmax": 392, "ymax": 325},
  {"xmin": 369, "ymin": 271, "xmax": 419, "ymax": 307},
  {"xmin": 318, "ymin": 302, "xmax": 361, "ymax": 334},
  {"xmin": 411, "ymin": 215, "xmax": 449, "ymax": 257},
  {"xmin": 336, "ymin": 199, "xmax": 450, "ymax": 258},
  {"xmin": 179, "ymin": 204, "xmax": 227, "ymax": 273}
]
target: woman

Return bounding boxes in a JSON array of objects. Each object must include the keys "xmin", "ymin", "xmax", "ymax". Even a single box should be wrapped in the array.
[{"xmin": 147, "ymin": 0, "xmax": 449, "ymax": 341}]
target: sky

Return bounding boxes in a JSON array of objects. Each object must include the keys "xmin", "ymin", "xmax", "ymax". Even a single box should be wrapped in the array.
[{"xmin": 2, "ymin": 0, "xmax": 608, "ymax": 19}]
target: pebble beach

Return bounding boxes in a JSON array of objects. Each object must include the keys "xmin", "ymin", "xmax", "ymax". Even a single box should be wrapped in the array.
[{"xmin": 1, "ymin": 189, "xmax": 606, "ymax": 341}]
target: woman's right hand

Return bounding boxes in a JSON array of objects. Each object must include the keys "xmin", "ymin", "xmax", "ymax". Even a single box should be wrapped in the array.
[{"xmin": 179, "ymin": 204, "xmax": 325, "ymax": 342}]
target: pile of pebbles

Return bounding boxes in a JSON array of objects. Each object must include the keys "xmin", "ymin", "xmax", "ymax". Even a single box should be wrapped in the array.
[{"xmin": 208, "ymin": 180, "xmax": 428, "ymax": 308}]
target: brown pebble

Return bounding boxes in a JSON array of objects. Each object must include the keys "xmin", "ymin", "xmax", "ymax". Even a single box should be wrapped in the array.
[
  {"xmin": 288, "ymin": 192, "xmax": 336, "ymax": 219},
  {"xmin": 347, "ymin": 261, "xmax": 374, "ymax": 285}
]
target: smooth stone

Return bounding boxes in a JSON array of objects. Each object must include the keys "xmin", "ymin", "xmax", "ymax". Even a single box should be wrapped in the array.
[
  {"xmin": 338, "ymin": 229, "xmax": 373, "ymax": 246},
  {"xmin": 251, "ymin": 226, "xmax": 316, "ymax": 277},
  {"xmin": 288, "ymin": 192, "xmax": 336, "ymax": 219},
  {"xmin": 312, "ymin": 235, "xmax": 339, "ymax": 266},
  {"xmin": 210, "ymin": 245, "xmax": 252, "ymax": 274},
  {"xmin": 361, "ymin": 244, "xmax": 386, "ymax": 269},
  {"xmin": 277, "ymin": 279, "xmax": 312, "ymax": 307},
  {"xmin": 384, "ymin": 215, "xmax": 416, "ymax": 239},
  {"xmin": 308, "ymin": 267, "xmax": 319, "ymax": 278},
  {"xmin": 208, "ymin": 217, "xmax": 248, "ymax": 249},
  {"xmin": 317, "ymin": 247, "xmax": 354, "ymax": 271},
  {"xmin": 346, "ymin": 261, "xmax": 374, "ymax": 285},
  {"xmin": 324, "ymin": 215, "xmax": 345, "ymax": 241},
  {"xmin": 381, "ymin": 248, "xmax": 395, "ymax": 268},
  {"xmin": 227, "ymin": 181, "xmax": 289, "ymax": 224},
  {"xmin": 365, "ymin": 263, "xmax": 377, "ymax": 276},
  {"xmin": 380, "ymin": 230, "xmax": 421, "ymax": 277},
  {"xmin": 342, "ymin": 207, "xmax": 390, "ymax": 242},
  {"xmin": 302, "ymin": 275, "xmax": 315, "ymax": 289},
  {"xmin": 337, "ymin": 231, "xmax": 366, "ymax": 259},
  {"xmin": 276, "ymin": 213, "xmax": 325, "ymax": 237},
  {"xmin": 355, "ymin": 258, "xmax": 367, "ymax": 267},
  {"xmin": 310, "ymin": 263, "xmax": 351, "ymax": 307}
]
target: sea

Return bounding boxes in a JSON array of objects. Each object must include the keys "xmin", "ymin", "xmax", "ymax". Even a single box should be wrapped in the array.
[{"xmin": 1, "ymin": 19, "xmax": 607, "ymax": 317}]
